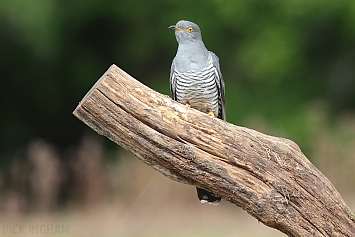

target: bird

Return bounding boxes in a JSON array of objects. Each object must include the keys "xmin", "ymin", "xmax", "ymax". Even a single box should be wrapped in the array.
[{"xmin": 169, "ymin": 20, "xmax": 226, "ymax": 205}]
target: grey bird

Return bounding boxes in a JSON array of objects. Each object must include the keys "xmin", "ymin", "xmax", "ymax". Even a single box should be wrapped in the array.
[{"xmin": 169, "ymin": 20, "xmax": 226, "ymax": 205}]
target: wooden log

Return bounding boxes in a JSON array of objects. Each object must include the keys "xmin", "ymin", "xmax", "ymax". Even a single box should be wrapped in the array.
[{"xmin": 73, "ymin": 64, "xmax": 355, "ymax": 236}]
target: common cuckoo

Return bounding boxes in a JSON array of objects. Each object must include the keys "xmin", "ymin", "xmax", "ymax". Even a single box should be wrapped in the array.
[{"xmin": 169, "ymin": 20, "xmax": 226, "ymax": 205}]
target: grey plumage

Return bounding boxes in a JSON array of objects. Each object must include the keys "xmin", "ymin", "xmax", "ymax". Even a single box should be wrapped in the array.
[{"xmin": 169, "ymin": 20, "xmax": 226, "ymax": 205}]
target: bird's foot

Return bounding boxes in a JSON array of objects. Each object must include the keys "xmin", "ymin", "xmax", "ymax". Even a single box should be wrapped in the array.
[
  {"xmin": 185, "ymin": 104, "xmax": 191, "ymax": 110},
  {"xmin": 208, "ymin": 111, "xmax": 215, "ymax": 118}
]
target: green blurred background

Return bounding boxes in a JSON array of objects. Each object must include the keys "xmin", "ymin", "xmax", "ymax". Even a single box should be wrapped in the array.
[{"xmin": 1, "ymin": 0, "xmax": 355, "ymax": 236}]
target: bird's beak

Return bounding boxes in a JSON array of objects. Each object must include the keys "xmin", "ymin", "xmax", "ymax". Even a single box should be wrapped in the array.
[
  {"xmin": 169, "ymin": 25, "xmax": 183, "ymax": 32},
  {"xmin": 168, "ymin": 25, "xmax": 177, "ymax": 30}
]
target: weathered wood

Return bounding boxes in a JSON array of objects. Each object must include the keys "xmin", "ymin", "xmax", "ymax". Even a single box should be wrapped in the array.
[{"xmin": 73, "ymin": 64, "xmax": 355, "ymax": 236}]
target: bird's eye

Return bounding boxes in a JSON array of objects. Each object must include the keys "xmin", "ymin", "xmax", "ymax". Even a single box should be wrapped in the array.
[{"xmin": 187, "ymin": 26, "xmax": 194, "ymax": 32}]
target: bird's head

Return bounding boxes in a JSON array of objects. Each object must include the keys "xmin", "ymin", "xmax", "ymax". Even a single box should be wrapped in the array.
[{"xmin": 169, "ymin": 20, "xmax": 203, "ymax": 43}]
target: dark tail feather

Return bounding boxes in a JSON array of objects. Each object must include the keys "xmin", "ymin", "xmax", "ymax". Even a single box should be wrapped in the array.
[{"xmin": 196, "ymin": 187, "xmax": 221, "ymax": 205}]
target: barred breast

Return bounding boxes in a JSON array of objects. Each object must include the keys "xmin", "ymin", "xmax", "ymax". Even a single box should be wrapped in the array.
[{"xmin": 172, "ymin": 56, "xmax": 220, "ymax": 117}]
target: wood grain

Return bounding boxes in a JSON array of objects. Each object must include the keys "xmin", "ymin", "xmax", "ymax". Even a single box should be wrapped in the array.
[{"xmin": 73, "ymin": 64, "xmax": 355, "ymax": 236}]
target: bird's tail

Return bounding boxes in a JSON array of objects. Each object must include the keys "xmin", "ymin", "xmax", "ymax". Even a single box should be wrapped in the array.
[{"xmin": 196, "ymin": 187, "xmax": 221, "ymax": 205}]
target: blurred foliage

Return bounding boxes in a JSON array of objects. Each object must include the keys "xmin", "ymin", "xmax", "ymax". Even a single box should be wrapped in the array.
[{"xmin": 1, "ymin": 0, "xmax": 355, "ymax": 158}]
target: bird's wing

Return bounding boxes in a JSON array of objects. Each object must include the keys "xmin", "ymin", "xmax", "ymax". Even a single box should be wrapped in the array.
[
  {"xmin": 209, "ymin": 51, "xmax": 226, "ymax": 121},
  {"xmin": 169, "ymin": 58, "xmax": 177, "ymax": 101}
]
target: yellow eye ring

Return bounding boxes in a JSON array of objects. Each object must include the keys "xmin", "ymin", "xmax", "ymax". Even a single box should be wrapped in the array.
[{"xmin": 187, "ymin": 26, "xmax": 194, "ymax": 32}]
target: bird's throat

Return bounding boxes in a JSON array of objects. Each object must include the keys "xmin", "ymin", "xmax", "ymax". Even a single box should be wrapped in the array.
[{"xmin": 175, "ymin": 43, "xmax": 210, "ymax": 71}]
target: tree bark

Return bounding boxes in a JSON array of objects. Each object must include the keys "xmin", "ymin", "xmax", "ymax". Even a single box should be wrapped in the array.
[{"xmin": 73, "ymin": 64, "xmax": 355, "ymax": 236}]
